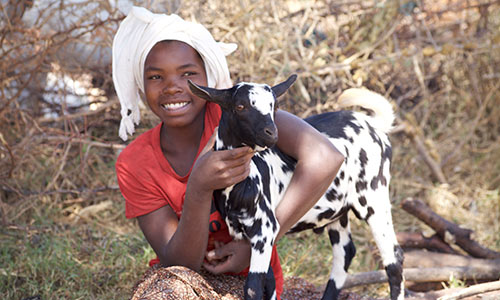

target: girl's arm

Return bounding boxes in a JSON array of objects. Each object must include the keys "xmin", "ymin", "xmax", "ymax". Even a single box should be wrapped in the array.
[
  {"xmin": 273, "ymin": 109, "xmax": 344, "ymax": 240},
  {"xmin": 137, "ymin": 132, "xmax": 254, "ymax": 271}
]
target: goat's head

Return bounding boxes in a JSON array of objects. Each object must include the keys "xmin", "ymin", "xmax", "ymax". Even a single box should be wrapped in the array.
[{"xmin": 188, "ymin": 75, "xmax": 297, "ymax": 151}]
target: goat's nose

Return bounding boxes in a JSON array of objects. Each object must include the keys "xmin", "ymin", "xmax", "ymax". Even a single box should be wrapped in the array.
[{"xmin": 264, "ymin": 126, "xmax": 278, "ymax": 142}]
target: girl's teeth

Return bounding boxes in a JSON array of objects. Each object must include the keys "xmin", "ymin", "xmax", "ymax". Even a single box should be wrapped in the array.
[{"xmin": 163, "ymin": 102, "xmax": 188, "ymax": 109}]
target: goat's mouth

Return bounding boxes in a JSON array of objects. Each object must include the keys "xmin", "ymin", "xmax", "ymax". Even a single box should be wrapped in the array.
[
  {"xmin": 252, "ymin": 144, "xmax": 268, "ymax": 152},
  {"xmin": 252, "ymin": 138, "xmax": 278, "ymax": 152}
]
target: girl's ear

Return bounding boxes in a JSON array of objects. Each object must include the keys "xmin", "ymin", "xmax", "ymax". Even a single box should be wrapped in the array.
[
  {"xmin": 188, "ymin": 80, "xmax": 233, "ymax": 108},
  {"xmin": 271, "ymin": 74, "xmax": 297, "ymax": 98}
]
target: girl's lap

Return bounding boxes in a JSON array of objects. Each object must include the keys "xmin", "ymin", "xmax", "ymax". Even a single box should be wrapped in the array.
[{"xmin": 131, "ymin": 265, "xmax": 245, "ymax": 300}]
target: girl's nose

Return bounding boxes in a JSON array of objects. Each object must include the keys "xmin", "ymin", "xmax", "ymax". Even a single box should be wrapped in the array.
[{"xmin": 162, "ymin": 78, "xmax": 183, "ymax": 95}]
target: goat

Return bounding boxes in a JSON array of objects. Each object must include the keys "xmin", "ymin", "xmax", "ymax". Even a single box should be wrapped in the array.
[{"xmin": 188, "ymin": 75, "xmax": 404, "ymax": 300}]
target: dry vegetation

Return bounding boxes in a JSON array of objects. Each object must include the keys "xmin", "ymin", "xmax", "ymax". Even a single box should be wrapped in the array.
[{"xmin": 1, "ymin": 0, "xmax": 499, "ymax": 299}]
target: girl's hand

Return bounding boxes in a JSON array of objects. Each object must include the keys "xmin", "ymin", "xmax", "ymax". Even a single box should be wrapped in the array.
[
  {"xmin": 189, "ymin": 129, "xmax": 254, "ymax": 195},
  {"xmin": 203, "ymin": 239, "xmax": 251, "ymax": 274}
]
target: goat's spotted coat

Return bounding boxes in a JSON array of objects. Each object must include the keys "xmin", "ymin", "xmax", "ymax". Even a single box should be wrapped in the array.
[{"xmin": 189, "ymin": 76, "xmax": 404, "ymax": 300}]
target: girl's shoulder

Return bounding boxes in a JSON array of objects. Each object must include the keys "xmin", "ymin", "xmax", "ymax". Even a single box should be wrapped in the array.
[{"xmin": 117, "ymin": 123, "xmax": 162, "ymax": 167}]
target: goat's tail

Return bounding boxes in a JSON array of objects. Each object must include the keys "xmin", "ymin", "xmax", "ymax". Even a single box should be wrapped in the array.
[{"xmin": 337, "ymin": 88, "xmax": 395, "ymax": 133}]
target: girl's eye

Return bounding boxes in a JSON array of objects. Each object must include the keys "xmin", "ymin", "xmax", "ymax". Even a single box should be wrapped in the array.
[
  {"xmin": 148, "ymin": 74, "xmax": 161, "ymax": 80},
  {"xmin": 236, "ymin": 104, "xmax": 245, "ymax": 111},
  {"xmin": 182, "ymin": 71, "xmax": 196, "ymax": 77}
]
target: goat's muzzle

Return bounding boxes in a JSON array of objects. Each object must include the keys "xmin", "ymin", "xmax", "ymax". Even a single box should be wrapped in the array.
[{"xmin": 258, "ymin": 125, "xmax": 278, "ymax": 149}]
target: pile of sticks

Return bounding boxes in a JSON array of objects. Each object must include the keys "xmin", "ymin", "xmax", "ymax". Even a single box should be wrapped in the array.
[{"xmin": 344, "ymin": 198, "xmax": 500, "ymax": 300}]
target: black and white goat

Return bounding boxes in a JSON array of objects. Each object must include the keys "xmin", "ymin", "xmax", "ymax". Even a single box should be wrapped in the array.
[{"xmin": 188, "ymin": 75, "xmax": 404, "ymax": 300}]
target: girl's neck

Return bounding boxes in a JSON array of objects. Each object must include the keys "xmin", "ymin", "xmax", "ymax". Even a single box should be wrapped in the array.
[
  {"xmin": 161, "ymin": 122, "xmax": 204, "ymax": 153},
  {"xmin": 159, "ymin": 109, "xmax": 206, "ymax": 177}
]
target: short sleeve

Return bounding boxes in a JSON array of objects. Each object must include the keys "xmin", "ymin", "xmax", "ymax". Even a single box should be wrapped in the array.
[{"xmin": 116, "ymin": 155, "xmax": 168, "ymax": 218}]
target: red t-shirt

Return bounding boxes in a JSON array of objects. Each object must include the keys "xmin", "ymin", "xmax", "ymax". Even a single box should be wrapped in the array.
[{"xmin": 116, "ymin": 102, "xmax": 283, "ymax": 297}]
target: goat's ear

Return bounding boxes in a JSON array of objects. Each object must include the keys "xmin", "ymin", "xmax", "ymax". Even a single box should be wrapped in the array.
[
  {"xmin": 188, "ymin": 80, "xmax": 232, "ymax": 108},
  {"xmin": 271, "ymin": 74, "xmax": 297, "ymax": 98}
]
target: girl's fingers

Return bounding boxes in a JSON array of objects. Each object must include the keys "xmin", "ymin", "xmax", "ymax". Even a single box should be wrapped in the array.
[
  {"xmin": 199, "ymin": 127, "xmax": 218, "ymax": 157},
  {"xmin": 220, "ymin": 146, "xmax": 254, "ymax": 161},
  {"xmin": 203, "ymin": 259, "xmax": 231, "ymax": 275}
]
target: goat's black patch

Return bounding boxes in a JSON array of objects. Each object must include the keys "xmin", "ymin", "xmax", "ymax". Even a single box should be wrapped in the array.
[
  {"xmin": 322, "ymin": 279, "xmax": 340, "ymax": 300},
  {"xmin": 226, "ymin": 178, "xmax": 259, "ymax": 217},
  {"xmin": 244, "ymin": 272, "xmax": 266, "ymax": 300},
  {"xmin": 259, "ymin": 195, "xmax": 277, "ymax": 232},
  {"xmin": 244, "ymin": 218, "xmax": 263, "ymax": 238},
  {"xmin": 318, "ymin": 208, "xmax": 336, "ymax": 221},
  {"xmin": 263, "ymin": 266, "xmax": 276, "ymax": 299},
  {"xmin": 365, "ymin": 206, "xmax": 375, "ymax": 221},
  {"xmin": 358, "ymin": 168, "xmax": 366, "ymax": 180},
  {"xmin": 328, "ymin": 229, "xmax": 340, "ymax": 245},
  {"xmin": 326, "ymin": 188, "xmax": 340, "ymax": 201},
  {"xmin": 343, "ymin": 238, "xmax": 356, "ymax": 271},
  {"xmin": 253, "ymin": 240, "xmax": 265, "ymax": 253},
  {"xmin": 384, "ymin": 143, "xmax": 393, "ymax": 161},
  {"xmin": 358, "ymin": 149, "xmax": 368, "ymax": 179},
  {"xmin": 278, "ymin": 182, "xmax": 284, "ymax": 194},
  {"xmin": 313, "ymin": 226, "xmax": 326, "ymax": 234},
  {"xmin": 344, "ymin": 146, "xmax": 350, "ymax": 159},
  {"xmin": 288, "ymin": 221, "xmax": 316, "ymax": 233},
  {"xmin": 367, "ymin": 122, "xmax": 383, "ymax": 148},
  {"xmin": 355, "ymin": 180, "xmax": 367, "ymax": 193},
  {"xmin": 358, "ymin": 195, "xmax": 367, "ymax": 206},
  {"xmin": 252, "ymin": 155, "xmax": 271, "ymax": 201},
  {"xmin": 359, "ymin": 149, "xmax": 368, "ymax": 167},
  {"xmin": 386, "ymin": 262, "xmax": 403, "ymax": 300},
  {"xmin": 305, "ymin": 111, "xmax": 360, "ymax": 139},
  {"xmin": 339, "ymin": 212, "xmax": 349, "ymax": 227}
]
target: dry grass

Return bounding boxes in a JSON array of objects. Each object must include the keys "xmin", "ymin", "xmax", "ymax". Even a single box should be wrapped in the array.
[{"xmin": 1, "ymin": 0, "xmax": 499, "ymax": 299}]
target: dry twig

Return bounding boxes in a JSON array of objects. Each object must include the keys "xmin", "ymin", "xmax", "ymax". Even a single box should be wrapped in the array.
[{"xmin": 401, "ymin": 198, "xmax": 500, "ymax": 259}]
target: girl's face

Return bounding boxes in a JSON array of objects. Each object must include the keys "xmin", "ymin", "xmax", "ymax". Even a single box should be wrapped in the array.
[{"xmin": 143, "ymin": 41, "xmax": 208, "ymax": 129}]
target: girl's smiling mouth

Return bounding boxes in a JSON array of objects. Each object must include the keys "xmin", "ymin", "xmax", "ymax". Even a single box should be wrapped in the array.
[{"xmin": 161, "ymin": 101, "xmax": 190, "ymax": 111}]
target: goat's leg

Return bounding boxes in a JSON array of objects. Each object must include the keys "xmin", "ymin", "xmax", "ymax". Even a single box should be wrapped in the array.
[
  {"xmin": 244, "ymin": 246, "xmax": 275, "ymax": 300},
  {"xmin": 363, "ymin": 196, "xmax": 404, "ymax": 300},
  {"xmin": 245, "ymin": 235, "xmax": 277, "ymax": 300},
  {"xmin": 263, "ymin": 266, "xmax": 276, "ymax": 300},
  {"xmin": 322, "ymin": 214, "xmax": 356, "ymax": 300}
]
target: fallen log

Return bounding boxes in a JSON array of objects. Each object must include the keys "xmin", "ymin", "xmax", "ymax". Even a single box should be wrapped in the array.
[
  {"xmin": 437, "ymin": 280, "xmax": 500, "ymax": 300},
  {"xmin": 343, "ymin": 265, "xmax": 500, "ymax": 289},
  {"xmin": 401, "ymin": 198, "xmax": 500, "ymax": 259},
  {"xmin": 403, "ymin": 250, "xmax": 500, "ymax": 269},
  {"xmin": 397, "ymin": 232, "xmax": 458, "ymax": 254}
]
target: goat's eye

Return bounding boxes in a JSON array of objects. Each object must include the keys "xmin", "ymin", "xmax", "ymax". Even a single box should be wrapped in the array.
[{"xmin": 236, "ymin": 104, "xmax": 245, "ymax": 111}]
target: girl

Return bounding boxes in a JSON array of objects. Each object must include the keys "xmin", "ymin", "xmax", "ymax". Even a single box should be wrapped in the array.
[{"xmin": 113, "ymin": 6, "xmax": 344, "ymax": 299}]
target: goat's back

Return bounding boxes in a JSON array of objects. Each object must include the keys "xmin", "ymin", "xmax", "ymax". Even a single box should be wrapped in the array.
[{"xmin": 282, "ymin": 109, "xmax": 392, "ymax": 232}]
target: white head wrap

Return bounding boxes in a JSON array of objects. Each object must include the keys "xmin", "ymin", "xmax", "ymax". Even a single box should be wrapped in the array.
[{"xmin": 112, "ymin": 6, "xmax": 237, "ymax": 141}]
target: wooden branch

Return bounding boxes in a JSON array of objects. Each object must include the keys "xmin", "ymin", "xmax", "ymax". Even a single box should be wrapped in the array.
[
  {"xmin": 438, "ymin": 280, "xmax": 500, "ymax": 300},
  {"xmin": 397, "ymin": 232, "xmax": 458, "ymax": 254},
  {"xmin": 34, "ymin": 135, "xmax": 125, "ymax": 150},
  {"xmin": 401, "ymin": 198, "xmax": 500, "ymax": 259},
  {"xmin": 343, "ymin": 265, "xmax": 500, "ymax": 289},
  {"xmin": 403, "ymin": 250, "xmax": 500, "ymax": 270}
]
